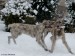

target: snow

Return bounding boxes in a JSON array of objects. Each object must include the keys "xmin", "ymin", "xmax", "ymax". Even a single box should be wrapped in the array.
[
  {"xmin": 33, "ymin": 10, "xmax": 38, "ymax": 15},
  {"xmin": 0, "ymin": 20, "xmax": 75, "ymax": 56},
  {"xmin": 1, "ymin": 0, "xmax": 32, "ymax": 16},
  {"xmin": 0, "ymin": 20, "xmax": 5, "ymax": 31},
  {"xmin": 0, "ymin": 30, "xmax": 75, "ymax": 56},
  {"xmin": 51, "ymin": 0, "xmax": 54, "ymax": 4}
]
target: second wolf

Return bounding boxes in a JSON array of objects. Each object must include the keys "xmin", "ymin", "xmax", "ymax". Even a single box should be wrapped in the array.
[{"xmin": 43, "ymin": 20, "xmax": 73, "ymax": 54}]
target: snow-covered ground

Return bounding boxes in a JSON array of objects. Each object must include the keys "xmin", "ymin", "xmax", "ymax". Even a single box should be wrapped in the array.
[
  {"xmin": 0, "ymin": 20, "xmax": 5, "ymax": 31},
  {"xmin": 0, "ymin": 21, "xmax": 75, "ymax": 56}
]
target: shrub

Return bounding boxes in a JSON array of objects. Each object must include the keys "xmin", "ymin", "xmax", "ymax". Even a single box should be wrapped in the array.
[
  {"xmin": 1, "ymin": 0, "xmax": 36, "ymax": 31},
  {"xmin": 2, "ymin": 13, "xmax": 35, "ymax": 31}
]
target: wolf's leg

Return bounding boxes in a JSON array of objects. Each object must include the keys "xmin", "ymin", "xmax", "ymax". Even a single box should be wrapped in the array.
[
  {"xmin": 41, "ymin": 30, "xmax": 49, "ymax": 51},
  {"xmin": 12, "ymin": 37, "xmax": 17, "ymax": 44},
  {"xmin": 8, "ymin": 36, "xmax": 12, "ymax": 44},
  {"xmin": 36, "ymin": 35, "xmax": 48, "ymax": 51},
  {"xmin": 12, "ymin": 33, "xmax": 19, "ymax": 44},
  {"xmin": 41, "ymin": 36, "xmax": 49, "ymax": 51},
  {"xmin": 62, "ymin": 34, "xmax": 73, "ymax": 54},
  {"xmin": 11, "ymin": 32, "xmax": 19, "ymax": 44},
  {"xmin": 43, "ymin": 30, "xmax": 48, "ymax": 38},
  {"xmin": 8, "ymin": 35, "xmax": 17, "ymax": 44},
  {"xmin": 36, "ymin": 39, "xmax": 48, "ymax": 51},
  {"xmin": 49, "ymin": 35, "xmax": 56, "ymax": 53}
]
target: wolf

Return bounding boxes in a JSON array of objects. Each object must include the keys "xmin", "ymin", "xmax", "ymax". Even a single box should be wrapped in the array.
[
  {"xmin": 8, "ymin": 23, "xmax": 48, "ymax": 51},
  {"xmin": 43, "ymin": 20, "xmax": 73, "ymax": 54}
]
